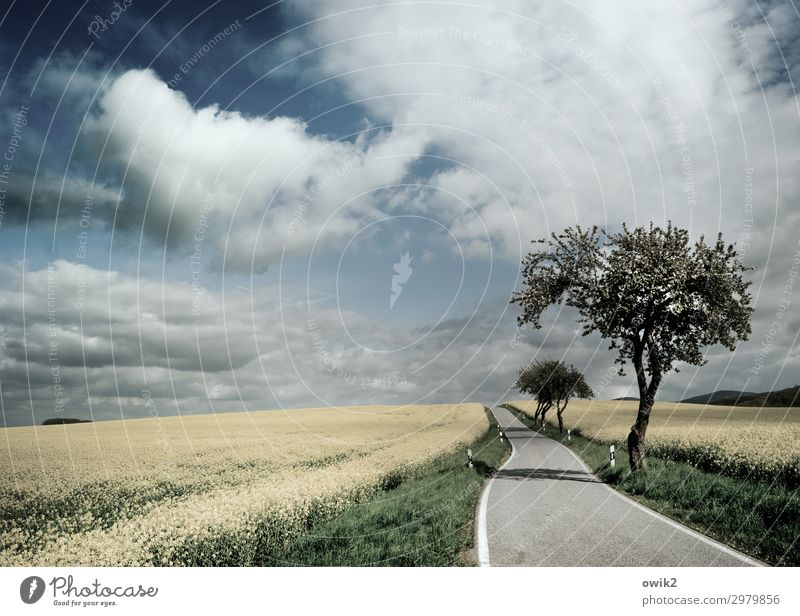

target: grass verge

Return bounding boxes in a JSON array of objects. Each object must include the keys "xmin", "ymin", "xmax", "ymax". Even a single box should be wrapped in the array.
[
  {"xmin": 255, "ymin": 411, "xmax": 510, "ymax": 566},
  {"xmin": 501, "ymin": 403, "xmax": 799, "ymax": 566}
]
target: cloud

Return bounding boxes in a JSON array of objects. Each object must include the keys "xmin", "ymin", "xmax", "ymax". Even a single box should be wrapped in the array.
[
  {"xmin": 10, "ymin": 3, "xmax": 800, "ymax": 272},
  {"xmin": 83, "ymin": 68, "xmax": 429, "ymax": 271},
  {"xmin": 0, "ymin": 260, "xmax": 540, "ymax": 426},
  {"xmin": 275, "ymin": 0, "xmax": 800, "ymax": 394},
  {"xmin": 4, "ymin": 62, "xmax": 431, "ymax": 271},
  {"xmin": 1, "ymin": 258, "xmax": 797, "ymax": 426},
  {"xmin": 270, "ymin": 1, "xmax": 797, "ymax": 271}
]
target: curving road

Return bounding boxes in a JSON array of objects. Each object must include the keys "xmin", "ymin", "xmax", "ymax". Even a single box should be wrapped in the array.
[{"xmin": 477, "ymin": 406, "xmax": 762, "ymax": 567}]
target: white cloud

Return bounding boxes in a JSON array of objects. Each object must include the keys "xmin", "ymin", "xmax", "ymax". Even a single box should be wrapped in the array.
[
  {"xmin": 80, "ymin": 68, "xmax": 429, "ymax": 271},
  {"xmin": 0, "ymin": 261, "xmax": 541, "ymax": 425},
  {"xmin": 1, "ymin": 258, "xmax": 796, "ymax": 426},
  {"xmin": 283, "ymin": 0, "xmax": 799, "ymax": 261},
  {"xmin": 272, "ymin": 0, "xmax": 800, "ymax": 396}
]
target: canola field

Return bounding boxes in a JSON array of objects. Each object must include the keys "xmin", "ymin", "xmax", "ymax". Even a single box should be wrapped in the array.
[
  {"xmin": 0, "ymin": 403, "xmax": 487, "ymax": 566},
  {"xmin": 508, "ymin": 399, "xmax": 800, "ymax": 487}
]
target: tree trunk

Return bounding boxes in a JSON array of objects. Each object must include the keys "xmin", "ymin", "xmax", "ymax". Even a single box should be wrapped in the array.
[
  {"xmin": 628, "ymin": 394, "xmax": 657, "ymax": 469},
  {"xmin": 556, "ymin": 399, "xmax": 568, "ymax": 433},
  {"xmin": 627, "ymin": 336, "xmax": 662, "ymax": 470},
  {"xmin": 540, "ymin": 402, "xmax": 551, "ymax": 426},
  {"xmin": 627, "ymin": 418, "xmax": 647, "ymax": 470}
]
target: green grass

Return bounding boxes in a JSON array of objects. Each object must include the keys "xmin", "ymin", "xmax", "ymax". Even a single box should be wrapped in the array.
[
  {"xmin": 502, "ymin": 404, "xmax": 800, "ymax": 566},
  {"xmin": 252, "ymin": 412, "xmax": 510, "ymax": 566}
]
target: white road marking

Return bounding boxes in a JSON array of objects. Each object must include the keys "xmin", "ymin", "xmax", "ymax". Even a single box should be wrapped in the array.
[
  {"xmin": 476, "ymin": 412, "xmax": 516, "ymax": 567},
  {"xmin": 549, "ymin": 432, "xmax": 765, "ymax": 567}
]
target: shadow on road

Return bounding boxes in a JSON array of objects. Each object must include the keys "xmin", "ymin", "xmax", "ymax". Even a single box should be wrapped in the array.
[
  {"xmin": 495, "ymin": 467, "xmax": 602, "ymax": 484},
  {"xmin": 472, "ymin": 459, "xmax": 498, "ymax": 477}
]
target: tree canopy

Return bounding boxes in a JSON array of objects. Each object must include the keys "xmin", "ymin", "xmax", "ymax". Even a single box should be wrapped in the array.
[{"xmin": 515, "ymin": 359, "xmax": 593, "ymax": 432}]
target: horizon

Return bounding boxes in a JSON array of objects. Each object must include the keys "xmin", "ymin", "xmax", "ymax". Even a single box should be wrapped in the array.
[{"xmin": 8, "ymin": 387, "xmax": 799, "ymax": 429}]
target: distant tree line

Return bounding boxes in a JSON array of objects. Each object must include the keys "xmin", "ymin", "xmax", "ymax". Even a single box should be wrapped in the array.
[
  {"xmin": 42, "ymin": 418, "xmax": 93, "ymax": 425},
  {"xmin": 710, "ymin": 385, "xmax": 800, "ymax": 408}
]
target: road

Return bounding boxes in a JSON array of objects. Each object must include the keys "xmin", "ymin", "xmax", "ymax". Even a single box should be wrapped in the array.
[{"xmin": 477, "ymin": 406, "xmax": 762, "ymax": 567}]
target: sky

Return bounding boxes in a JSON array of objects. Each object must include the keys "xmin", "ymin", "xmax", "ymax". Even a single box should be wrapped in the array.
[{"xmin": 0, "ymin": 0, "xmax": 799, "ymax": 426}]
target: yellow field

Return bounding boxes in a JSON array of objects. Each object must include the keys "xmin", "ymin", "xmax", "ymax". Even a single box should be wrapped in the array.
[
  {"xmin": 0, "ymin": 403, "xmax": 487, "ymax": 566},
  {"xmin": 508, "ymin": 399, "xmax": 800, "ymax": 484}
]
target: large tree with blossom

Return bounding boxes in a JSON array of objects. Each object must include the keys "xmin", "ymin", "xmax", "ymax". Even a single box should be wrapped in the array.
[{"xmin": 511, "ymin": 222, "xmax": 753, "ymax": 469}]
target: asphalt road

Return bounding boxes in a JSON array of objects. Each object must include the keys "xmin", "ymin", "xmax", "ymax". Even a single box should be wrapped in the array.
[{"xmin": 478, "ymin": 406, "xmax": 762, "ymax": 567}]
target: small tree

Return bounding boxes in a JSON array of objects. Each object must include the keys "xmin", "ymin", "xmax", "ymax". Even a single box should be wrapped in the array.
[
  {"xmin": 515, "ymin": 359, "xmax": 557, "ymax": 424},
  {"xmin": 556, "ymin": 365, "xmax": 593, "ymax": 434},
  {"xmin": 515, "ymin": 359, "xmax": 593, "ymax": 432},
  {"xmin": 512, "ymin": 223, "xmax": 753, "ymax": 469}
]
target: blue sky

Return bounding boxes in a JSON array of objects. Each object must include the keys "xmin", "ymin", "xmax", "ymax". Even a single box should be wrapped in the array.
[{"xmin": 1, "ymin": 0, "xmax": 799, "ymax": 426}]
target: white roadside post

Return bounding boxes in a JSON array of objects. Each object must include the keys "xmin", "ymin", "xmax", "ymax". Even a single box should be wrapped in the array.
[
  {"xmin": 610, "ymin": 444, "xmax": 616, "ymax": 469},
  {"xmin": 467, "ymin": 448, "xmax": 473, "ymax": 468},
  {"xmin": 567, "ymin": 429, "xmax": 571, "ymax": 441}
]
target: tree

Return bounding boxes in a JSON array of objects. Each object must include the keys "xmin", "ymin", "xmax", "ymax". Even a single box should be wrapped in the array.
[
  {"xmin": 511, "ymin": 223, "xmax": 753, "ymax": 469},
  {"xmin": 515, "ymin": 359, "xmax": 594, "ymax": 433},
  {"xmin": 555, "ymin": 365, "xmax": 593, "ymax": 434},
  {"xmin": 515, "ymin": 359, "xmax": 555, "ymax": 424}
]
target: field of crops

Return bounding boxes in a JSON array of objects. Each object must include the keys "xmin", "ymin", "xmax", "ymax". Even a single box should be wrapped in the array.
[
  {"xmin": 0, "ymin": 403, "xmax": 487, "ymax": 566},
  {"xmin": 507, "ymin": 399, "xmax": 800, "ymax": 487}
]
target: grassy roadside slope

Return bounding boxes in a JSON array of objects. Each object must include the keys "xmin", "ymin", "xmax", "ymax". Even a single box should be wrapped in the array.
[
  {"xmin": 256, "ymin": 410, "xmax": 510, "ymax": 566},
  {"xmin": 502, "ymin": 403, "xmax": 799, "ymax": 566}
]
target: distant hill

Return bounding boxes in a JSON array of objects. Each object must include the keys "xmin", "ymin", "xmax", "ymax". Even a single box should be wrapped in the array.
[
  {"xmin": 42, "ymin": 418, "xmax": 93, "ymax": 425},
  {"xmin": 709, "ymin": 385, "xmax": 800, "ymax": 408},
  {"xmin": 681, "ymin": 386, "xmax": 800, "ymax": 407},
  {"xmin": 679, "ymin": 390, "xmax": 754, "ymax": 404},
  {"xmin": 613, "ymin": 396, "xmax": 639, "ymax": 401}
]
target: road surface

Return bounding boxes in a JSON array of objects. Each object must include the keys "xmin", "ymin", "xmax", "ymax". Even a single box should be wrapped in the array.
[{"xmin": 477, "ymin": 406, "xmax": 762, "ymax": 566}]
